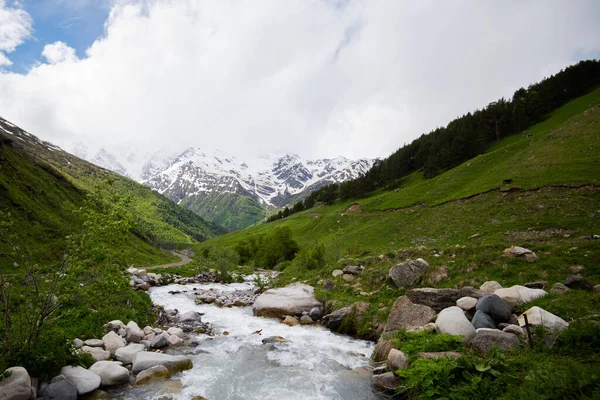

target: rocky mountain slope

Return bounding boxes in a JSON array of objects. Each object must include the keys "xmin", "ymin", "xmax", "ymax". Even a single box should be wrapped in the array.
[{"xmin": 70, "ymin": 145, "xmax": 374, "ymax": 231}]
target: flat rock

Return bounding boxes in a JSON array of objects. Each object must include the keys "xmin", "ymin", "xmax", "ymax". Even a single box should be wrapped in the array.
[
  {"xmin": 407, "ymin": 287, "xmax": 485, "ymax": 311},
  {"xmin": 371, "ymin": 372, "xmax": 401, "ymax": 392},
  {"xmin": 564, "ymin": 275, "xmax": 594, "ymax": 291},
  {"xmin": 84, "ymin": 339, "xmax": 105, "ymax": 347},
  {"xmin": 80, "ymin": 346, "xmax": 110, "ymax": 362},
  {"xmin": 435, "ymin": 306, "xmax": 476, "ymax": 343},
  {"xmin": 40, "ymin": 378, "xmax": 77, "ymax": 400},
  {"xmin": 417, "ymin": 351, "xmax": 462, "ymax": 359},
  {"xmin": 475, "ymin": 294, "xmax": 511, "ymax": 323},
  {"xmin": 102, "ymin": 331, "xmax": 126, "ymax": 356},
  {"xmin": 89, "ymin": 361, "xmax": 130, "ymax": 386},
  {"xmin": 384, "ymin": 295, "xmax": 436, "ymax": 332},
  {"xmin": 60, "ymin": 366, "xmax": 101, "ymax": 395},
  {"xmin": 0, "ymin": 367, "xmax": 33, "ymax": 400},
  {"xmin": 518, "ymin": 306, "xmax": 569, "ymax": 332},
  {"xmin": 252, "ymin": 283, "xmax": 322, "ymax": 318},
  {"xmin": 470, "ymin": 329, "xmax": 520, "ymax": 353},
  {"xmin": 134, "ymin": 365, "xmax": 170, "ymax": 385},
  {"xmin": 480, "ymin": 281, "xmax": 503, "ymax": 293},
  {"xmin": 388, "ymin": 258, "xmax": 429, "ymax": 288},
  {"xmin": 343, "ymin": 265, "xmax": 363, "ymax": 275},
  {"xmin": 494, "ymin": 285, "xmax": 546, "ymax": 307},
  {"xmin": 115, "ymin": 343, "xmax": 146, "ymax": 365},
  {"xmin": 132, "ymin": 352, "xmax": 193, "ymax": 374}
]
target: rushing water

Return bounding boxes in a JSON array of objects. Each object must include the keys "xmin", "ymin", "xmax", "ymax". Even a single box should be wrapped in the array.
[{"xmin": 123, "ymin": 280, "xmax": 378, "ymax": 400}]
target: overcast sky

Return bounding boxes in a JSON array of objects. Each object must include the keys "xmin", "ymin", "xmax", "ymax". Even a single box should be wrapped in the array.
[{"xmin": 0, "ymin": 0, "xmax": 599, "ymax": 161}]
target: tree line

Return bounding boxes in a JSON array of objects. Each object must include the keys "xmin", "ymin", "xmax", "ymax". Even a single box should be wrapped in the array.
[{"xmin": 267, "ymin": 59, "xmax": 600, "ymax": 222}]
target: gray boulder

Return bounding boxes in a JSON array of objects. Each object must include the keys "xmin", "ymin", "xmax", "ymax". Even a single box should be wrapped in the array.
[
  {"xmin": 456, "ymin": 296, "xmax": 477, "ymax": 311},
  {"xmin": 384, "ymin": 295, "xmax": 436, "ymax": 332},
  {"xmin": 40, "ymin": 378, "xmax": 77, "ymax": 400},
  {"xmin": 475, "ymin": 294, "xmax": 511, "ymax": 323},
  {"xmin": 322, "ymin": 306, "xmax": 352, "ymax": 331},
  {"xmin": 150, "ymin": 332, "xmax": 170, "ymax": 349},
  {"xmin": 89, "ymin": 361, "xmax": 130, "ymax": 386},
  {"xmin": 167, "ymin": 327, "xmax": 184, "ymax": 338},
  {"xmin": 126, "ymin": 321, "xmax": 144, "ymax": 343},
  {"xmin": 387, "ymin": 349, "xmax": 409, "ymax": 374},
  {"xmin": 388, "ymin": 258, "xmax": 429, "ymax": 288},
  {"xmin": 518, "ymin": 306, "xmax": 569, "ymax": 332},
  {"xmin": 564, "ymin": 275, "xmax": 594, "ymax": 291},
  {"xmin": 131, "ymin": 352, "xmax": 193, "ymax": 374},
  {"xmin": 0, "ymin": 367, "xmax": 33, "ymax": 400},
  {"xmin": 60, "ymin": 366, "xmax": 101, "ymax": 395},
  {"xmin": 102, "ymin": 331, "xmax": 126, "ymax": 356},
  {"xmin": 371, "ymin": 372, "xmax": 401, "ymax": 392},
  {"xmin": 407, "ymin": 287, "xmax": 485, "ymax": 311},
  {"xmin": 179, "ymin": 311, "xmax": 203, "ymax": 323},
  {"xmin": 309, "ymin": 307, "xmax": 322, "ymax": 321},
  {"xmin": 471, "ymin": 310, "xmax": 495, "ymax": 329},
  {"xmin": 73, "ymin": 338, "xmax": 83, "ymax": 349},
  {"xmin": 435, "ymin": 306, "xmax": 476, "ymax": 343},
  {"xmin": 252, "ymin": 283, "xmax": 322, "ymax": 318},
  {"xmin": 470, "ymin": 329, "xmax": 520, "ymax": 353},
  {"xmin": 115, "ymin": 343, "xmax": 146, "ymax": 365},
  {"xmin": 80, "ymin": 346, "xmax": 110, "ymax": 362}
]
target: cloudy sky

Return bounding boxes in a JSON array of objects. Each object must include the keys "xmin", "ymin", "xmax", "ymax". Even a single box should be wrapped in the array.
[{"xmin": 0, "ymin": 0, "xmax": 599, "ymax": 161}]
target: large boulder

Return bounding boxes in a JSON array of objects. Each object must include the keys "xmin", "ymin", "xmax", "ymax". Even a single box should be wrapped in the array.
[
  {"xmin": 407, "ymin": 287, "xmax": 485, "ymax": 311},
  {"xmin": 102, "ymin": 331, "xmax": 126, "ymax": 356},
  {"xmin": 475, "ymin": 294, "xmax": 511, "ymax": 323},
  {"xmin": 60, "ymin": 366, "xmax": 101, "ymax": 395},
  {"xmin": 470, "ymin": 329, "xmax": 520, "ymax": 353},
  {"xmin": 0, "ymin": 367, "xmax": 33, "ymax": 400},
  {"xmin": 131, "ymin": 352, "xmax": 193, "ymax": 374},
  {"xmin": 115, "ymin": 343, "xmax": 146, "ymax": 365},
  {"xmin": 518, "ymin": 306, "xmax": 569, "ymax": 332},
  {"xmin": 435, "ymin": 306, "xmax": 476, "ymax": 343},
  {"xmin": 502, "ymin": 246, "xmax": 538, "ymax": 262},
  {"xmin": 384, "ymin": 296, "xmax": 436, "ymax": 332},
  {"xmin": 89, "ymin": 361, "xmax": 130, "ymax": 386},
  {"xmin": 322, "ymin": 306, "xmax": 353, "ymax": 331},
  {"xmin": 252, "ymin": 283, "xmax": 322, "ymax": 318},
  {"xmin": 564, "ymin": 275, "xmax": 594, "ymax": 291},
  {"xmin": 40, "ymin": 377, "xmax": 77, "ymax": 400},
  {"xmin": 80, "ymin": 346, "xmax": 110, "ymax": 362},
  {"xmin": 471, "ymin": 310, "xmax": 495, "ymax": 329},
  {"xmin": 125, "ymin": 321, "xmax": 144, "ymax": 343},
  {"xmin": 134, "ymin": 365, "xmax": 170, "ymax": 385},
  {"xmin": 388, "ymin": 258, "xmax": 429, "ymax": 288}
]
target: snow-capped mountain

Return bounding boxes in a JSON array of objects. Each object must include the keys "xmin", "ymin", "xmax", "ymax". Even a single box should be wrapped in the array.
[{"xmin": 67, "ymin": 144, "xmax": 375, "ymax": 230}]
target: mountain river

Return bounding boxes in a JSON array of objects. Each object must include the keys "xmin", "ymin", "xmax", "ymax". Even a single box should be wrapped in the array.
[{"xmin": 122, "ymin": 278, "xmax": 381, "ymax": 400}]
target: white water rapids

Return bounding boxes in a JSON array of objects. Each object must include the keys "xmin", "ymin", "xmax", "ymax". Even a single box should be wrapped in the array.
[{"xmin": 123, "ymin": 280, "xmax": 381, "ymax": 400}]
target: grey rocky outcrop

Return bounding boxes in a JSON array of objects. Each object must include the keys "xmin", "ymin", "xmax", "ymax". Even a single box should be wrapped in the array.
[
  {"xmin": 384, "ymin": 295, "xmax": 436, "ymax": 332},
  {"xmin": 407, "ymin": 287, "xmax": 485, "ymax": 311},
  {"xmin": 388, "ymin": 258, "xmax": 429, "ymax": 288},
  {"xmin": 435, "ymin": 306, "xmax": 476, "ymax": 343},
  {"xmin": 252, "ymin": 283, "xmax": 322, "ymax": 318}
]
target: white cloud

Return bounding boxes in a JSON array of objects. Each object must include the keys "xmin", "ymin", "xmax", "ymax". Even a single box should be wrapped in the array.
[
  {"xmin": 0, "ymin": 0, "xmax": 32, "ymax": 66},
  {"xmin": 0, "ymin": 0, "xmax": 599, "ymax": 161},
  {"xmin": 42, "ymin": 41, "xmax": 78, "ymax": 64}
]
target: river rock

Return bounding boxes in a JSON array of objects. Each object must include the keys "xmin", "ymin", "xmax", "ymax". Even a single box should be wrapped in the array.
[
  {"xmin": 73, "ymin": 338, "xmax": 84, "ymax": 349},
  {"xmin": 104, "ymin": 320, "xmax": 125, "ymax": 333},
  {"xmin": 80, "ymin": 346, "xmax": 110, "ymax": 362},
  {"xmin": 322, "ymin": 306, "xmax": 353, "ymax": 331},
  {"xmin": 299, "ymin": 315, "xmax": 314, "ymax": 325},
  {"xmin": 435, "ymin": 306, "xmax": 476, "ymax": 343},
  {"xmin": 60, "ymin": 366, "xmax": 101, "ymax": 395},
  {"xmin": 550, "ymin": 283, "xmax": 571, "ymax": 294},
  {"xmin": 384, "ymin": 295, "xmax": 436, "ymax": 332},
  {"xmin": 143, "ymin": 326, "xmax": 154, "ymax": 335},
  {"xmin": 179, "ymin": 311, "xmax": 203, "ymax": 323},
  {"xmin": 102, "ymin": 331, "xmax": 126, "ymax": 356},
  {"xmin": 262, "ymin": 336, "xmax": 293, "ymax": 344},
  {"xmin": 40, "ymin": 378, "xmax": 77, "ymax": 400},
  {"xmin": 132, "ymin": 352, "xmax": 192, "ymax": 374},
  {"xmin": 150, "ymin": 332, "xmax": 170, "ymax": 349},
  {"xmin": 371, "ymin": 372, "xmax": 401, "ymax": 392},
  {"xmin": 167, "ymin": 327, "xmax": 184, "ymax": 338},
  {"xmin": 84, "ymin": 339, "xmax": 104, "ymax": 347},
  {"xmin": 387, "ymin": 349, "xmax": 409, "ymax": 373},
  {"xmin": 168, "ymin": 335, "xmax": 183, "ymax": 346},
  {"xmin": 456, "ymin": 296, "xmax": 477, "ymax": 311},
  {"xmin": 564, "ymin": 275, "xmax": 594, "ymax": 291},
  {"xmin": 407, "ymin": 287, "xmax": 485, "ymax": 311},
  {"xmin": 252, "ymin": 283, "xmax": 322, "ymax": 318},
  {"xmin": 472, "ymin": 310, "xmax": 495, "ymax": 329},
  {"xmin": 0, "ymin": 367, "xmax": 33, "ymax": 400},
  {"xmin": 309, "ymin": 307, "xmax": 322, "ymax": 321},
  {"xmin": 518, "ymin": 306, "xmax": 569, "ymax": 332},
  {"xmin": 502, "ymin": 246, "xmax": 538, "ymax": 262},
  {"xmin": 89, "ymin": 361, "xmax": 130, "ymax": 386},
  {"xmin": 115, "ymin": 343, "xmax": 146, "ymax": 365},
  {"xmin": 470, "ymin": 329, "xmax": 520, "ymax": 353},
  {"xmin": 475, "ymin": 294, "xmax": 511, "ymax": 323},
  {"xmin": 388, "ymin": 258, "xmax": 429, "ymax": 288},
  {"xmin": 372, "ymin": 339, "xmax": 393, "ymax": 362},
  {"xmin": 126, "ymin": 321, "xmax": 144, "ymax": 343},
  {"xmin": 282, "ymin": 315, "xmax": 299, "ymax": 326},
  {"xmin": 134, "ymin": 365, "xmax": 170, "ymax": 385},
  {"xmin": 343, "ymin": 265, "xmax": 363, "ymax": 275},
  {"xmin": 480, "ymin": 281, "xmax": 503, "ymax": 293}
]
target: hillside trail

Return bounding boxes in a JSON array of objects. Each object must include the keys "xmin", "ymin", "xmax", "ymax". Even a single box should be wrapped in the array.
[{"xmin": 144, "ymin": 251, "xmax": 193, "ymax": 270}]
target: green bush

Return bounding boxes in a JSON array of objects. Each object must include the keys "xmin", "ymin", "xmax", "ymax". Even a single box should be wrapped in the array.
[
  {"xmin": 235, "ymin": 227, "xmax": 299, "ymax": 268},
  {"xmin": 294, "ymin": 243, "xmax": 326, "ymax": 270}
]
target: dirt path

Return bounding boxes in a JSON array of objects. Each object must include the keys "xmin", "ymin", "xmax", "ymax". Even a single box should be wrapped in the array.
[{"xmin": 144, "ymin": 251, "xmax": 193, "ymax": 270}]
